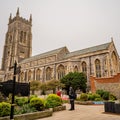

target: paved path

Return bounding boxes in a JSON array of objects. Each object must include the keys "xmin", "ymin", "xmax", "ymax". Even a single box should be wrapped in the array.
[{"xmin": 36, "ymin": 104, "xmax": 120, "ymax": 120}]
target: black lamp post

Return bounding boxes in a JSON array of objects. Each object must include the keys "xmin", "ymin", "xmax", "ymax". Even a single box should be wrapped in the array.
[{"xmin": 10, "ymin": 61, "xmax": 17, "ymax": 120}]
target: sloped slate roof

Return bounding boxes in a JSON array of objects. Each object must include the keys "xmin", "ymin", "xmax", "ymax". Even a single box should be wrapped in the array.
[
  {"xmin": 65, "ymin": 42, "xmax": 110, "ymax": 58},
  {"xmin": 20, "ymin": 42, "xmax": 111, "ymax": 64},
  {"xmin": 20, "ymin": 46, "xmax": 67, "ymax": 63}
]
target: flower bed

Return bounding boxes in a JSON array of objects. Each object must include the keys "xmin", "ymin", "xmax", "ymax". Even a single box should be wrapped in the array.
[
  {"xmin": 0, "ymin": 109, "xmax": 52, "ymax": 120},
  {"xmin": 53, "ymin": 105, "xmax": 66, "ymax": 112},
  {"xmin": 75, "ymin": 101, "xmax": 94, "ymax": 105},
  {"xmin": 0, "ymin": 105, "xmax": 67, "ymax": 120}
]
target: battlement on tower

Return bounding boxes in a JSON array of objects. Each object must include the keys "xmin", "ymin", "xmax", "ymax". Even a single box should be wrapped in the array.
[
  {"xmin": 8, "ymin": 8, "xmax": 32, "ymax": 25},
  {"xmin": 9, "ymin": 16, "xmax": 32, "ymax": 25}
]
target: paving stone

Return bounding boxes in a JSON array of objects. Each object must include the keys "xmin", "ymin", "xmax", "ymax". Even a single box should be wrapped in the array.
[{"xmin": 36, "ymin": 103, "xmax": 120, "ymax": 120}]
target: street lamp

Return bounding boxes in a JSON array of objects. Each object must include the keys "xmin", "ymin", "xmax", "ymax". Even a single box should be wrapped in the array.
[{"xmin": 10, "ymin": 61, "xmax": 17, "ymax": 120}]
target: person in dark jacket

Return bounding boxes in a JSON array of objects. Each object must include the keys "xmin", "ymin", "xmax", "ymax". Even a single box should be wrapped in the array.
[{"xmin": 69, "ymin": 86, "xmax": 75, "ymax": 110}]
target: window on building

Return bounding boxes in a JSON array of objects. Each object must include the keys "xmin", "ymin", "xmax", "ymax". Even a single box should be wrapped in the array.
[
  {"xmin": 23, "ymin": 32, "xmax": 26, "ymax": 43},
  {"xmin": 57, "ymin": 64, "xmax": 65, "ymax": 80},
  {"xmin": 74, "ymin": 66, "xmax": 78, "ymax": 72},
  {"xmin": 95, "ymin": 59, "xmax": 101, "ymax": 77},
  {"xmin": 111, "ymin": 51, "xmax": 117, "ymax": 74},
  {"xmin": 46, "ymin": 67, "xmax": 52, "ymax": 80},
  {"xmin": 28, "ymin": 70, "xmax": 32, "ymax": 81},
  {"xmin": 8, "ymin": 51, "xmax": 10, "ymax": 56},
  {"xmin": 25, "ymin": 71, "xmax": 27, "ymax": 82},
  {"xmin": 20, "ymin": 72, "xmax": 24, "ymax": 81},
  {"xmin": 19, "ymin": 51, "xmax": 25, "ymax": 58},
  {"xmin": 36, "ymin": 69, "xmax": 41, "ymax": 80},
  {"xmin": 9, "ymin": 35, "xmax": 12, "ymax": 43},
  {"xmin": 82, "ymin": 61, "xmax": 87, "ymax": 74},
  {"xmin": 20, "ymin": 31, "xmax": 23, "ymax": 43}
]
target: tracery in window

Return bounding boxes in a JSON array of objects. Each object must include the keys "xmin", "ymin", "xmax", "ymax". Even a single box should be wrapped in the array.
[
  {"xmin": 46, "ymin": 67, "xmax": 52, "ymax": 80},
  {"xmin": 95, "ymin": 59, "xmax": 101, "ymax": 77},
  {"xmin": 20, "ymin": 31, "xmax": 27, "ymax": 43},
  {"xmin": 28, "ymin": 70, "xmax": 32, "ymax": 81},
  {"xmin": 57, "ymin": 64, "xmax": 65, "ymax": 80},
  {"xmin": 82, "ymin": 61, "xmax": 87, "ymax": 74},
  {"xmin": 74, "ymin": 66, "xmax": 78, "ymax": 72},
  {"xmin": 20, "ymin": 72, "xmax": 24, "ymax": 81},
  {"xmin": 36, "ymin": 69, "xmax": 41, "ymax": 80},
  {"xmin": 111, "ymin": 51, "xmax": 117, "ymax": 74}
]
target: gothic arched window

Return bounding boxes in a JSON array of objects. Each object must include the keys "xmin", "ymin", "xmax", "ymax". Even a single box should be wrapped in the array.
[
  {"xmin": 111, "ymin": 51, "xmax": 118, "ymax": 74},
  {"xmin": 74, "ymin": 66, "xmax": 78, "ymax": 72},
  {"xmin": 20, "ymin": 31, "xmax": 23, "ymax": 43},
  {"xmin": 57, "ymin": 65, "xmax": 65, "ymax": 80},
  {"xmin": 25, "ymin": 71, "xmax": 27, "ymax": 82},
  {"xmin": 82, "ymin": 61, "xmax": 87, "ymax": 74},
  {"xmin": 36, "ymin": 69, "xmax": 41, "ymax": 80},
  {"xmin": 28, "ymin": 70, "xmax": 32, "ymax": 81},
  {"xmin": 20, "ymin": 72, "xmax": 24, "ymax": 82},
  {"xmin": 9, "ymin": 35, "xmax": 12, "ymax": 43},
  {"xmin": 95, "ymin": 59, "xmax": 101, "ymax": 77},
  {"xmin": 46, "ymin": 67, "xmax": 52, "ymax": 80},
  {"xmin": 23, "ymin": 32, "xmax": 26, "ymax": 43}
]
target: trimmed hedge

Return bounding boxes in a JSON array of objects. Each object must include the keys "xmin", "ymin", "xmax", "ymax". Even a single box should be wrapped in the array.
[
  {"xmin": 45, "ymin": 94, "xmax": 62, "ymax": 108},
  {"xmin": 30, "ymin": 97, "xmax": 45, "ymax": 111},
  {"xmin": 0, "ymin": 102, "xmax": 11, "ymax": 117},
  {"xmin": 15, "ymin": 97, "xmax": 28, "ymax": 106}
]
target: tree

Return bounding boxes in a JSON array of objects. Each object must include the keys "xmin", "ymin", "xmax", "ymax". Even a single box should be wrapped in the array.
[
  {"xmin": 30, "ymin": 80, "xmax": 41, "ymax": 95},
  {"xmin": 46, "ymin": 79, "xmax": 64, "ymax": 94},
  {"xmin": 60, "ymin": 72, "xmax": 87, "ymax": 94},
  {"xmin": 40, "ymin": 83, "xmax": 48, "ymax": 95}
]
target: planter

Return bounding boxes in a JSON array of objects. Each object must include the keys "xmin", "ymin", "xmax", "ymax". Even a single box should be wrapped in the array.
[
  {"xmin": 52, "ymin": 105, "xmax": 66, "ymax": 112},
  {"xmin": 0, "ymin": 109, "xmax": 52, "ymax": 120},
  {"xmin": 75, "ymin": 101, "xmax": 94, "ymax": 105},
  {"xmin": 114, "ymin": 103, "xmax": 120, "ymax": 114},
  {"xmin": 104, "ymin": 102, "xmax": 115, "ymax": 113}
]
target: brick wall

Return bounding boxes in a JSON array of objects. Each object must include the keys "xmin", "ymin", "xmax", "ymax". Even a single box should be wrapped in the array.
[{"xmin": 90, "ymin": 73, "xmax": 120, "ymax": 98}]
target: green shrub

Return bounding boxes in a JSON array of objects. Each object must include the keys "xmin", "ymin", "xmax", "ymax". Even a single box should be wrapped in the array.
[
  {"xmin": 0, "ymin": 92, "xmax": 5, "ymax": 102},
  {"xmin": 109, "ymin": 94, "xmax": 117, "ymax": 101},
  {"xmin": 79, "ymin": 93, "xmax": 88, "ymax": 101},
  {"xmin": 15, "ymin": 97, "xmax": 28, "ymax": 106},
  {"xmin": 102, "ymin": 91, "xmax": 109, "ymax": 100},
  {"xmin": 0, "ymin": 102, "xmax": 11, "ymax": 117},
  {"xmin": 29, "ymin": 95, "xmax": 37, "ymax": 101},
  {"xmin": 30, "ymin": 97, "xmax": 44, "ymax": 111},
  {"xmin": 94, "ymin": 97, "xmax": 102, "ymax": 101},
  {"xmin": 15, "ymin": 104, "xmax": 36, "ymax": 114},
  {"xmin": 96, "ymin": 89, "xmax": 117, "ymax": 101},
  {"xmin": 96, "ymin": 89, "xmax": 105, "ymax": 97},
  {"xmin": 8, "ymin": 93, "xmax": 12, "ymax": 101},
  {"xmin": 45, "ymin": 94, "xmax": 62, "ymax": 108},
  {"xmin": 88, "ymin": 94, "xmax": 94, "ymax": 101},
  {"xmin": 87, "ymin": 93, "xmax": 101, "ymax": 101}
]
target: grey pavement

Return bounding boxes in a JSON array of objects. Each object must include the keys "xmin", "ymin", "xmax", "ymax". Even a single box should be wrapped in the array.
[{"xmin": 36, "ymin": 103, "xmax": 120, "ymax": 120}]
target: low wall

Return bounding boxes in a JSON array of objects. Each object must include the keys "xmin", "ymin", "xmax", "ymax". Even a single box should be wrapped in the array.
[
  {"xmin": 0, "ymin": 110, "xmax": 52, "ymax": 120},
  {"xmin": 90, "ymin": 73, "xmax": 120, "ymax": 98},
  {"xmin": 0, "ymin": 105, "xmax": 66, "ymax": 120}
]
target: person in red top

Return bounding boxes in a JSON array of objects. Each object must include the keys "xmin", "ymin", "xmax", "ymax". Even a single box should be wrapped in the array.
[{"xmin": 56, "ymin": 87, "xmax": 62, "ymax": 97}]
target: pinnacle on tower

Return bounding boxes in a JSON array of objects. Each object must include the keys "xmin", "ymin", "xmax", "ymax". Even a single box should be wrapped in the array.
[
  {"xmin": 9, "ymin": 13, "xmax": 12, "ymax": 23},
  {"xmin": 29, "ymin": 14, "xmax": 32, "ymax": 23},
  {"xmin": 111, "ymin": 37, "xmax": 113, "ymax": 42},
  {"xmin": 16, "ymin": 7, "xmax": 20, "ymax": 16}
]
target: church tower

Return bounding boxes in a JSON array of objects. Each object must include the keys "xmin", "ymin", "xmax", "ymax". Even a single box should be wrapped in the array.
[{"xmin": 1, "ymin": 8, "xmax": 32, "ymax": 71}]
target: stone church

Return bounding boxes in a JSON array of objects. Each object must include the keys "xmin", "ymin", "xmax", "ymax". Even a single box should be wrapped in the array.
[{"xmin": 0, "ymin": 9, "xmax": 120, "ymax": 89}]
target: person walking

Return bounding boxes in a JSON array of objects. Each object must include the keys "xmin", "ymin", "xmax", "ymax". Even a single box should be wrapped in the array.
[
  {"xmin": 69, "ymin": 86, "xmax": 75, "ymax": 110},
  {"xmin": 56, "ymin": 87, "xmax": 62, "ymax": 97}
]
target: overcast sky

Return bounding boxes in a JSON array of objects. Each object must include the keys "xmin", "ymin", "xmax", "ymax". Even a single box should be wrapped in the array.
[{"xmin": 0, "ymin": 0, "xmax": 120, "ymax": 67}]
